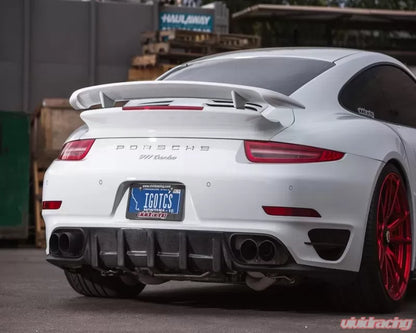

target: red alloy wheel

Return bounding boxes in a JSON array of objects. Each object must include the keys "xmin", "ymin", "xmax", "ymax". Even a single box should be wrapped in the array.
[{"xmin": 376, "ymin": 172, "xmax": 412, "ymax": 301}]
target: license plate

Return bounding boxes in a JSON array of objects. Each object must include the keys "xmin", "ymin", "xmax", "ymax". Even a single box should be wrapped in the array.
[{"xmin": 126, "ymin": 183, "xmax": 185, "ymax": 221}]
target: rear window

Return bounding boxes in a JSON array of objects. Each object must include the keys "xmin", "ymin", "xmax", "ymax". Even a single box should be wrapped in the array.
[{"xmin": 162, "ymin": 57, "xmax": 334, "ymax": 95}]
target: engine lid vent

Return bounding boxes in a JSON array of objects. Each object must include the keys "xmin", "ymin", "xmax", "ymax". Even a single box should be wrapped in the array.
[{"xmin": 206, "ymin": 100, "xmax": 262, "ymax": 112}]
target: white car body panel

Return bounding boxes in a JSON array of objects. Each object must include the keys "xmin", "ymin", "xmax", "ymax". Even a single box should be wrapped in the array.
[
  {"xmin": 79, "ymin": 104, "xmax": 291, "ymax": 141},
  {"xmin": 43, "ymin": 138, "xmax": 382, "ymax": 271}
]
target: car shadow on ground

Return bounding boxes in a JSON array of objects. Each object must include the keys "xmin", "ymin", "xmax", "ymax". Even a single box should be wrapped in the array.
[
  {"xmin": 138, "ymin": 282, "xmax": 416, "ymax": 313},
  {"xmin": 139, "ymin": 283, "xmax": 332, "ymax": 312},
  {"xmin": 61, "ymin": 281, "xmax": 416, "ymax": 315}
]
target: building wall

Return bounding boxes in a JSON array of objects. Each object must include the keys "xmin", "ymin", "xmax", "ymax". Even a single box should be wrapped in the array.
[
  {"xmin": 0, "ymin": 0, "xmax": 25, "ymax": 111},
  {"xmin": 0, "ymin": 0, "xmax": 227, "ymax": 113}
]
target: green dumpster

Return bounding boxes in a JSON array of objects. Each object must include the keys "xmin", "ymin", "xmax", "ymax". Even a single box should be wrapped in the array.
[{"xmin": 0, "ymin": 111, "xmax": 30, "ymax": 239}]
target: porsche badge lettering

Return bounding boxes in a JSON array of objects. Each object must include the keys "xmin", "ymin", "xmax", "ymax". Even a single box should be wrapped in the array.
[{"xmin": 116, "ymin": 145, "xmax": 210, "ymax": 151}]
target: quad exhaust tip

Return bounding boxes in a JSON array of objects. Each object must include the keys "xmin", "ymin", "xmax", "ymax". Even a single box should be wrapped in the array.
[
  {"xmin": 49, "ymin": 230, "xmax": 84, "ymax": 257},
  {"xmin": 240, "ymin": 239, "xmax": 258, "ymax": 261},
  {"xmin": 258, "ymin": 240, "xmax": 276, "ymax": 262},
  {"xmin": 233, "ymin": 235, "xmax": 289, "ymax": 265}
]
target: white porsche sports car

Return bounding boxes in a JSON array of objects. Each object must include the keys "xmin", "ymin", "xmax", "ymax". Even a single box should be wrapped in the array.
[{"xmin": 43, "ymin": 48, "xmax": 415, "ymax": 312}]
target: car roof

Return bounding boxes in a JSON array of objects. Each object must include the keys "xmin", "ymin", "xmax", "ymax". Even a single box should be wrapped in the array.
[{"xmin": 188, "ymin": 47, "xmax": 364, "ymax": 63}]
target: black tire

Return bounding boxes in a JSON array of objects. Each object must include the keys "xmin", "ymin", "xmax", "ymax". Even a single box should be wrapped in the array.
[
  {"xmin": 336, "ymin": 164, "xmax": 412, "ymax": 313},
  {"xmin": 64, "ymin": 267, "xmax": 145, "ymax": 298}
]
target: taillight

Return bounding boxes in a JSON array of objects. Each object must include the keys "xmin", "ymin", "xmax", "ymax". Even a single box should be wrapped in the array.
[
  {"xmin": 58, "ymin": 139, "xmax": 95, "ymax": 161},
  {"xmin": 123, "ymin": 106, "xmax": 203, "ymax": 111},
  {"xmin": 42, "ymin": 201, "xmax": 62, "ymax": 210},
  {"xmin": 244, "ymin": 141, "xmax": 344, "ymax": 163}
]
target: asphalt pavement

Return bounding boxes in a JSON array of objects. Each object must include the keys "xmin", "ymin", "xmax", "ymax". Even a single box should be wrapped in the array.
[{"xmin": 0, "ymin": 249, "xmax": 415, "ymax": 333}]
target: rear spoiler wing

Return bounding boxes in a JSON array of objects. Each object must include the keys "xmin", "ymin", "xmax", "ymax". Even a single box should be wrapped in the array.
[{"xmin": 69, "ymin": 80, "xmax": 304, "ymax": 124}]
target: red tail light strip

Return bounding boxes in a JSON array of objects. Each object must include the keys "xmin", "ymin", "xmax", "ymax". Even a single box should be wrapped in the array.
[
  {"xmin": 42, "ymin": 201, "xmax": 62, "ymax": 210},
  {"xmin": 123, "ymin": 106, "xmax": 204, "ymax": 111},
  {"xmin": 263, "ymin": 206, "xmax": 321, "ymax": 218},
  {"xmin": 58, "ymin": 139, "xmax": 95, "ymax": 161},
  {"xmin": 244, "ymin": 141, "xmax": 344, "ymax": 163}
]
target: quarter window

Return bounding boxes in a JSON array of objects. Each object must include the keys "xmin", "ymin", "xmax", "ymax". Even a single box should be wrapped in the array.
[{"xmin": 339, "ymin": 65, "xmax": 416, "ymax": 127}]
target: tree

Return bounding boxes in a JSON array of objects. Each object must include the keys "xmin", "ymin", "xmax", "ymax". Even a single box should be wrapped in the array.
[
  {"xmin": 346, "ymin": 0, "xmax": 416, "ymax": 9},
  {"xmin": 203, "ymin": 0, "xmax": 416, "ymax": 12}
]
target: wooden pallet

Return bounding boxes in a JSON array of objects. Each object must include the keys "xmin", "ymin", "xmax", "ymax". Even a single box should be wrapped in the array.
[
  {"xmin": 159, "ymin": 29, "xmax": 214, "ymax": 44},
  {"xmin": 142, "ymin": 41, "xmax": 209, "ymax": 56},
  {"xmin": 141, "ymin": 31, "xmax": 158, "ymax": 44},
  {"xmin": 128, "ymin": 64, "xmax": 175, "ymax": 81},
  {"xmin": 33, "ymin": 160, "xmax": 46, "ymax": 248},
  {"xmin": 32, "ymin": 99, "xmax": 84, "ymax": 160},
  {"xmin": 142, "ymin": 42, "xmax": 169, "ymax": 55},
  {"xmin": 132, "ymin": 30, "xmax": 262, "ymax": 82},
  {"xmin": 31, "ymin": 98, "xmax": 84, "ymax": 248},
  {"xmin": 132, "ymin": 53, "xmax": 199, "ymax": 68},
  {"xmin": 217, "ymin": 33, "xmax": 261, "ymax": 49},
  {"xmin": 142, "ymin": 30, "xmax": 215, "ymax": 45},
  {"xmin": 132, "ymin": 54, "xmax": 159, "ymax": 67},
  {"xmin": 143, "ymin": 30, "xmax": 261, "ymax": 48}
]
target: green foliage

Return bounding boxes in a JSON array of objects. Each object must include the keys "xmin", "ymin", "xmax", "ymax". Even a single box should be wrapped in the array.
[{"xmin": 346, "ymin": 0, "xmax": 416, "ymax": 9}]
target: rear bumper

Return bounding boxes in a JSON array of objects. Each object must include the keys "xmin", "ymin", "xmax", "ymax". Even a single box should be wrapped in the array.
[
  {"xmin": 47, "ymin": 227, "xmax": 356, "ymax": 284},
  {"xmin": 43, "ymin": 138, "xmax": 385, "ymax": 272}
]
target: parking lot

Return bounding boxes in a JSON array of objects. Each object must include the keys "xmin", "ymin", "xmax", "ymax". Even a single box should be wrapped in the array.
[{"xmin": 0, "ymin": 249, "xmax": 415, "ymax": 332}]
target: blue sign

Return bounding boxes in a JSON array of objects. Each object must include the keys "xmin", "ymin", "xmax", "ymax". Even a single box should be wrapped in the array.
[{"xmin": 160, "ymin": 12, "xmax": 213, "ymax": 32}]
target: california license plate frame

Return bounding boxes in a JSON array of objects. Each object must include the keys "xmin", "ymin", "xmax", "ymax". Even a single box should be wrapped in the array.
[{"xmin": 126, "ymin": 183, "xmax": 185, "ymax": 221}]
